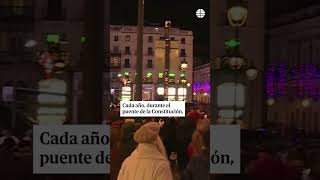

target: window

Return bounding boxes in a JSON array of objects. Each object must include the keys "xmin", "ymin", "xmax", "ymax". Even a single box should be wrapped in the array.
[
  {"xmin": 124, "ymin": 59, "xmax": 130, "ymax": 68},
  {"xmin": 147, "ymin": 59, "xmax": 153, "ymax": 68},
  {"xmin": 180, "ymin": 49, "xmax": 186, "ymax": 57},
  {"xmin": 114, "ymin": 36, "xmax": 119, "ymax": 41},
  {"xmin": 158, "ymin": 73, "xmax": 164, "ymax": 79},
  {"xmin": 125, "ymin": 46, "xmax": 130, "ymax": 54},
  {"xmin": 47, "ymin": 0, "xmax": 63, "ymax": 20},
  {"xmin": 125, "ymin": 35, "xmax": 130, "ymax": 42},
  {"xmin": 181, "ymin": 38, "xmax": 186, "ymax": 44},
  {"xmin": 113, "ymin": 46, "xmax": 119, "ymax": 53},
  {"xmin": 170, "ymin": 37, "xmax": 175, "ymax": 41},
  {"xmin": 148, "ymin": 36, "xmax": 153, "ymax": 43},
  {"xmin": 110, "ymin": 57, "xmax": 120, "ymax": 67},
  {"xmin": 160, "ymin": 36, "xmax": 165, "ymax": 40},
  {"xmin": 148, "ymin": 47, "xmax": 153, "ymax": 55}
]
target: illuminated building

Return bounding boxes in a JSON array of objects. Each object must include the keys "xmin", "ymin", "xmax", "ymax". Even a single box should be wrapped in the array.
[{"xmin": 110, "ymin": 24, "xmax": 193, "ymax": 101}]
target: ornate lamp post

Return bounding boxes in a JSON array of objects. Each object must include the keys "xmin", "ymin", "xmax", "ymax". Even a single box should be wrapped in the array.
[{"xmin": 213, "ymin": 3, "xmax": 258, "ymax": 126}]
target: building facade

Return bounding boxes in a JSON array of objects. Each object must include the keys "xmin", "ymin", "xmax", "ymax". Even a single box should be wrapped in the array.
[
  {"xmin": 110, "ymin": 25, "xmax": 193, "ymax": 101},
  {"xmin": 193, "ymin": 63, "xmax": 210, "ymax": 104},
  {"xmin": 268, "ymin": 4, "xmax": 320, "ymax": 134}
]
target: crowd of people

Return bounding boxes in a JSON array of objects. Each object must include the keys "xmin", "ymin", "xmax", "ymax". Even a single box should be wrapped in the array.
[
  {"xmin": 0, "ymin": 128, "xmax": 32, "ymax": 155},
  {"xmin": 111, "ymin": 108, "xmax": 320, "ymax": 180}
]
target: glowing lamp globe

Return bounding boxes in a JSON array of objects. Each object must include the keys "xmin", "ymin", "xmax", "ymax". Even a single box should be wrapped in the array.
[
  {"xmin": 267, "ymin": 98, "xmax": 275, "ymax": 106},
  {"xmin": 302, "ymin": 98, "xmax": 311, "ymax": 108},
  {"xmin": 246, "ymin": 67, "xmax": 258, "ymax": 80},
  {"xmin": 180, "ymin": 60, "xmax": 188, "ymax": 71},
  {"xmin": 228, "ymin": 6, "xmax": 248, "ymax": 21}
]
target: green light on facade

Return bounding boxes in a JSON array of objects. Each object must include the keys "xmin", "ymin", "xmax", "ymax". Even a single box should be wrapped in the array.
[
  {"xmin": 225, "ymin": 39, "xmax": 240, "ymax": 48},
  {"xmin": 147, "ymin": 72, "xmax": 152, "ymax": 78},
  {"xmin": 159, "ymin": 73, "xmax": 163, "ymax": 78},
  {"xmin": 169, "ymin": 73, "xmax": 175, "ymax": 77},
  {"xmin": 46, "ymin": 34, "xmax": 60, "ymax": 43},
  {"xmin": 124, "ymin": 72, "xmax": 129, "ymax": 76},
  {"xmin": 81, "ymin": 36, "xmax": 86, "ymax": 43},
  {"xmin": 180, "ymin": 73, "xmax": 186, "ymax": 77}
]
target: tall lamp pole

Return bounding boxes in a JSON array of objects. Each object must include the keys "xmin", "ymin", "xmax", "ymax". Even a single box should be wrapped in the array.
[{"xmin": 135, "ymin": 0, "xmax": 144, "ymax": 101}]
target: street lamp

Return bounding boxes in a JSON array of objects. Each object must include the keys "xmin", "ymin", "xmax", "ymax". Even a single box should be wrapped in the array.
[
  {"xmin": 302, "ymin": 98, "xmax": 311, "ymax": 108},
  {"xmin": 214, "ymin": 3, "xmax": 258, "ymax": 126},
  {"xmin": 181, "ymin": 59, "xmax": 188, "ymax": 71},
  {"xmin": 227, "ymin": 5, "xmax": 248, "ymax": 27},
  {"xmin": 267, "ymin": 98, "xmax": 275, "ymax": 106}
]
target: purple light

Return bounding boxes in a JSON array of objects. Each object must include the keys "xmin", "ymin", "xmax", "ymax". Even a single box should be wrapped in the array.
[
  {"xmin": 267, "ymin": 64, "xmax": 320, "ymax": 99},
  {"xmin": 193, "ymin": 81, "xmax": 201, "ymax": 93},
  {"xmin": 277, "ymin": 64, "xmax": 287, "ymax": 97},
  {"xmin": 266, "ymin": 65, "xmax": 276, "ymax": 98},
  {"xmin": 203, "ymin": 81, "xmax": 210, "ymax": 93}
]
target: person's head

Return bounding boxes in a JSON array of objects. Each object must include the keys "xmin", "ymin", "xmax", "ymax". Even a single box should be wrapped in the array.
[
  {"xmin": 1, "ymin": 137, "xmax": 16, "ymax": 151},
  {"xmin": 121, "ymin": 121, "xmax": 136, "ymax": 142},
  {"xmin": 197, "ymin": 118, "xmax": 210, "ymax": 133},
  {"xmin": 191, "ymin": 128, "xmax": 210, "ymax": 155},
  {"xmin": 134, "ymin": 122, "xmax": 167, "ymax": 157}
]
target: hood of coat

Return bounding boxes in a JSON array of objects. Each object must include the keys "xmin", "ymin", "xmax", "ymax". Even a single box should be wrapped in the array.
[{"xmin": 130, "ymin": 143, "xmax": 168, "ymax": 161}]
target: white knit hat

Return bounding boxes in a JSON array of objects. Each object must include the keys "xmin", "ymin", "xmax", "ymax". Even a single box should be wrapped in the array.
[{"xmin": 134, "ymin": 122, "xmax": 160, "ymax": 143}]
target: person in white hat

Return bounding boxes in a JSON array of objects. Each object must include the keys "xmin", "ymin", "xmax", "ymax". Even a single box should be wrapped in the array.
[{"xmin": 117, "ymin": 122, "xmax": 173, "ymax": 180}]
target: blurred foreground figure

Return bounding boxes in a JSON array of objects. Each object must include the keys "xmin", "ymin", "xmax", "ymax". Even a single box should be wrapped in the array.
[
  {"xmin": 117, "ymin": 122, "xmax": 173, "ymax": 180},
  {"xmin": 181, "ymin": 128, "xmax": 210, "ymax": 180}
]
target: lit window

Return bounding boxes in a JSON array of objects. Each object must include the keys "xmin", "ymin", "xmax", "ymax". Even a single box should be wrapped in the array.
[
  {"xmin": 169, "ymin": 73, "xmax": 175, "ymax": 78},
  {"xmin": 147, "ymin": 72, "xmax": 152, "ymax": 78},
  {"xmin": 168, "ymin": 87, "xmax": 176, "ymax": 95},
  {"xmin": 159, "ymin": 73, "xmax": 164, "ymax": 78}
]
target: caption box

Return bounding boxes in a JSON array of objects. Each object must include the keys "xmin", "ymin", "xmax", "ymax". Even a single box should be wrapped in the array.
[
  {"xmin": 33, "ymin": 125, "xmax": 110, "ymax": 174},
  {"xmin": 210, "ymin": 125, "xmax": 240, "ymax": 174},
  {"xmin": 120, "ymin": 101, "xmax": 185, "ymax": 117}
]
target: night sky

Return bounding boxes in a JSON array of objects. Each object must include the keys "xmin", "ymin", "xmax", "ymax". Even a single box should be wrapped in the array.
[{"xmin": 111, "ymin": 0, "xmax": 210, "ymax": 61}]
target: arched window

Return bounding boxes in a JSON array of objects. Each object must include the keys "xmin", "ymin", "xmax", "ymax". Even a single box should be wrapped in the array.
[{"xmin": 217, "ymin": 82, "xmax": 245, "ymax": 119}]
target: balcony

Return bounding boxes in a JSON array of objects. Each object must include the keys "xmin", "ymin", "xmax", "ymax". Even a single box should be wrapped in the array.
[
  {"xmin": 111, "ymin": 50, "xmax": 121, "ymax": 56},
  {"xmin": 110, "ymin": 62, "xmax": 121, "ymax": 69},
  {"xmin": 0, "ymin": 6, "xmax": 33, "ymax": 23}
]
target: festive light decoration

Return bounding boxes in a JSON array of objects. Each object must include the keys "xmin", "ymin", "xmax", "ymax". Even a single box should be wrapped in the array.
[
  {"xmin": 192, "ymin": 81, "xmax": 210, "ymax": 94},
  {"xmin": 266, "ymin": 64, "xmax": 320, "ymax": 100},
  {"xmin": 265, "ymin": 65, "xmax": 276, "ymax": 98},
  {"xmin": 277, "ymin": 64, "xmax": 287, "ymax": 97}
]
